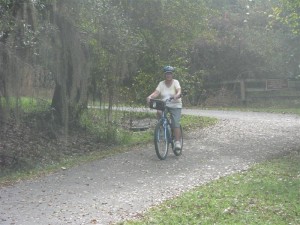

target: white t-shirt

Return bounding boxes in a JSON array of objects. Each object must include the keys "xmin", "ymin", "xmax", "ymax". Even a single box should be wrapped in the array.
[{"xmin": 156, "ymin": 79, "xmax": 182, "ymax": 108}]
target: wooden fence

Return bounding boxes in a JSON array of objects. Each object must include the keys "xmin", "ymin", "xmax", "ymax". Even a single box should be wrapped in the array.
[{"xmin": 219, "ymin": 79, "xmax": 300, "ymax": 103}]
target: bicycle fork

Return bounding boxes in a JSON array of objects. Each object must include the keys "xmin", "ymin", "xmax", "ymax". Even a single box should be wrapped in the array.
[{"xmin": 163, "ymin": 120, "xmax": 173, "ymax": 144}]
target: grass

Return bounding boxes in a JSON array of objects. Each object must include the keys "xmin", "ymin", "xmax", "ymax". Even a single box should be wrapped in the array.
[
  {"xmin": 120, "ymin": 150, "xmax": 300, "ymax": 225},
  {"xmin": 80, "ymin": 108, "xmax": 217, "ymax": 146},
  {"xmin": 0, "ymin": 96, "xmax": 50, "ymax": 112}
]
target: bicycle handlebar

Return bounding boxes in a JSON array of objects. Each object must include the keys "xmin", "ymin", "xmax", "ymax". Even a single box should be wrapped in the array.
[
  {"xmin": 168, "ymin": 94, "xmax": 182, "ymax": 101},
  {"xmin": 149, "ymin": 94, "xmax": 182, "ymax": 111}
]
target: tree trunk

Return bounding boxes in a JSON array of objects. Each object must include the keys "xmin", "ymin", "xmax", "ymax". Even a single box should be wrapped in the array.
[{"xmin": 49, "ymin": 2, "xmax": 89, "ymax": 128}]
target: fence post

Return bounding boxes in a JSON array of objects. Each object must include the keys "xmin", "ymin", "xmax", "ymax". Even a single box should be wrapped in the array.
[{"xmin": 240, "ymin": 79, "xmax": 246, "ymax": 104}]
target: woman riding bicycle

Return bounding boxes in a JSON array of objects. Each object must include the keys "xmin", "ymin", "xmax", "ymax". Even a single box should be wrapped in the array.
[{"xmin": 146, "ymin": 66, "xmax": 182, "ymax": 150}]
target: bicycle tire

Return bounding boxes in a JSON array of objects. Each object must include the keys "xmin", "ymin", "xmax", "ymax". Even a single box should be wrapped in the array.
[
  {"xmin": 173, "ymin": 125, "xmax": 183, "ymax": 156},
  {"xmin": 154, "ymin": 121, "xmax": 170, "ymax": 160}
]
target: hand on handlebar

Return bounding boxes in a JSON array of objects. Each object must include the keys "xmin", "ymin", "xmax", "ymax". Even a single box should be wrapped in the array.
[
  {"xmin": 146, "ymin": 96, "xmax": 152, "ymax": 103},
  {"xmin": 172, "ymin": 94, "xmax": 182, "ymax": 100}
]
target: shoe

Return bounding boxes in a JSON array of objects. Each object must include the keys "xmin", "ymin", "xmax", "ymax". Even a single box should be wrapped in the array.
[{"xmin": 174, "ymin": 141, "xmax": 181, "ymax": 150}]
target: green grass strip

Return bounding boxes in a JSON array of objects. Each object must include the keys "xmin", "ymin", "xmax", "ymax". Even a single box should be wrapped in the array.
[{"xmin": 121, "ymin": 151, "xmax": 300, "ymax": 225}]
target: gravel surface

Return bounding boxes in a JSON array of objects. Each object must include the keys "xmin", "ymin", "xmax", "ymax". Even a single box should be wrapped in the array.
[{"xmin": 1, "ymin": 109, "xmax": 300, "ymax": 225}]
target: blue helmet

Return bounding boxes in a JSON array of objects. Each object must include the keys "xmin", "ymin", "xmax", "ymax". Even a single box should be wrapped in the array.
[{"xmin": 163, "ymin": 65, "xmax": 175, "ymax": 73}]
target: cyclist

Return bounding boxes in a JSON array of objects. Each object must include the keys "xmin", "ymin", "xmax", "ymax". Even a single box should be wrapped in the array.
[{"xmin": 147, "ymin": 66, "xmax": 182, "ymax": 150}]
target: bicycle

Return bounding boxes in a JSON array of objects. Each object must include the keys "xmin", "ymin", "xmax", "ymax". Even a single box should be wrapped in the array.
[{"xmin": 149, "ymin": 98, "xmax": 183, "ymax": 160}]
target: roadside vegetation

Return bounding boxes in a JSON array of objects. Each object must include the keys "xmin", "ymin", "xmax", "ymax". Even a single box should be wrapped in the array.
[
  {"xmin": 120, "ymin": 150, "xmax": 300, "ymax": 225},
  {"xmin": 0, "ymin": 98, "xmax": 217, "ymax": 186}
]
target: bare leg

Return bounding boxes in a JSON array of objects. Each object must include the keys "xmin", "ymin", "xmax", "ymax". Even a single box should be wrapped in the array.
[
  {"xmin": 174, "ymin": 127, "xmax": 181, "ymax": 142},
  {"xmin": 156, "ymin": 110, "xmax": 162, "ymax": 119}
]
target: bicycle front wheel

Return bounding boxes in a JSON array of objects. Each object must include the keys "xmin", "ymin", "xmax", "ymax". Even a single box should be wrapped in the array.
[{"xmin": 154, "ymin": 121, "xmax": 170, "ymax": 160}]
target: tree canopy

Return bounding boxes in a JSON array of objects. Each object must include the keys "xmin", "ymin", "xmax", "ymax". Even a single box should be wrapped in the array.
[
  {"xmin": 0, "ymin": 0, "xmax": 299, "ymax": 130},
  {"xmin": 273, "ymin": 0, "xmax": 300, "ymax": 34}
]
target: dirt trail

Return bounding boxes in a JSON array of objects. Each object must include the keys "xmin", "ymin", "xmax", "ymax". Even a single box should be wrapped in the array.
[{"xmin": 1, "ymin": 109, "xmax": 300, "ymax": 225}]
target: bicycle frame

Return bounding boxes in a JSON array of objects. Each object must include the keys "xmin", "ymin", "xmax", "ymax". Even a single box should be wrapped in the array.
[
  {"xmin": 160, "ymin": 109, "xmax": 173, "ymax": 145},
  {"xmin": 150, "ymin": 98, "xmax": 175, "ymax": 143}
]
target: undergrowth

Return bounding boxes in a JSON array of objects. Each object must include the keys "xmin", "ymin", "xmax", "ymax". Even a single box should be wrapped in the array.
[{"xmin": 0, "ymin": 101, "xmax": 216, "ymax": 185}]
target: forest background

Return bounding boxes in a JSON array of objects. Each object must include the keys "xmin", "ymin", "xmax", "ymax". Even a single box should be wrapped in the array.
[{"xmin": 0, "ymin": 0, "xmax": 300, "ymax": 173}]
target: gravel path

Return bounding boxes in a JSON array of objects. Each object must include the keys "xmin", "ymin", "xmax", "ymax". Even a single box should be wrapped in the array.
[{"xmin": 1, "ymin": 109, "xmax": 300, "ymax": 225}]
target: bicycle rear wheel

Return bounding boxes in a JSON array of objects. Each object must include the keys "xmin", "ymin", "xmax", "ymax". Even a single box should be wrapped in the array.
[
  {"xmin": 173, "ymin": 125, "xmax": 183, "ymax": 156},
  {"xmin": 154, "ymin": 121, "xmax": 170, "ymax": 160}
]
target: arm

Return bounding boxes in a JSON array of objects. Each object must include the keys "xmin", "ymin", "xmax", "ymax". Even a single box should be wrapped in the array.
[
  {"xmin": 147, "ymin": 90, "xmax": 160, "ymax": 103},
  {"xmin": 174, "ymin": 87, "xmax": 181, "ymax": 100},
  {"xmin": 174, "ymin": 80, "xmax": 182, "ymax": 100}
]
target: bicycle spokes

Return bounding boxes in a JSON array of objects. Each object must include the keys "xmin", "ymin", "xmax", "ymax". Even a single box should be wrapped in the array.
[{"xmin": 154, "ymin": 122, "xmax": 169, "ymax": 160}]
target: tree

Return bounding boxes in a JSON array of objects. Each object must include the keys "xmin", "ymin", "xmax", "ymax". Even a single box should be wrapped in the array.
[
  {"xmin": 273, "ymin": 0, "xmax": 300, "ymax": 34},
  {"xmin": 272, "ymin": 0, "xmax": 300, "ymax": 78},
  {"xmin": 121, "ymin": 0, "xmax": 211, "ymax": 104},
  {"xmin": 46, "ymin": 1, "xmax": 89, "ymax": 128},
  {"xmin": 0, "ymin": 0, "xmax": 90, "ymax": 134},
  {"xmin": 191, "ymin": 0, "xmax": 292, "ymax": 82},
  {"xmin": 0, "ymin": 0, "xmax": 37, "ymax": 123},
  {"xmin": 83, "ymin": 0, "xmax": 141, "ymax": 113}
]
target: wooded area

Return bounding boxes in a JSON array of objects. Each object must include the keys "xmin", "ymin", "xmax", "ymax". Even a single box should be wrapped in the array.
[{"xmin": 0, "ymin": 0, "xmax": 299, "ymax": 134}]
